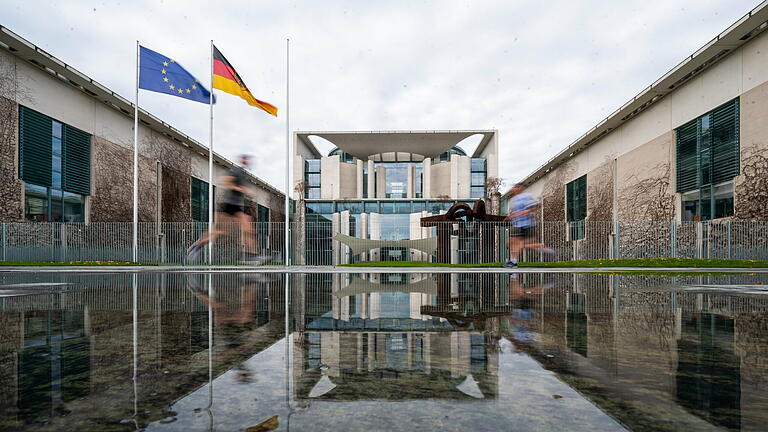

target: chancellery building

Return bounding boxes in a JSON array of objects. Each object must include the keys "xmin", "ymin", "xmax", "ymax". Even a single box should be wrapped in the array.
[{"xmin": 292, "ymin": 130, "xmax": 499, "ymax": 264}]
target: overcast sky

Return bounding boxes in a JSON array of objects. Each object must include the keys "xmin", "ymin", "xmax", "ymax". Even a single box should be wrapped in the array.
[{"xmin": 1, "ymin": 0, "xmax": 759, "ymax": 191}]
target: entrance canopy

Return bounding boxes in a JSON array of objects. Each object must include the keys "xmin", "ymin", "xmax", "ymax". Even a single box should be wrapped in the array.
[{"xmin": 296, "ymin": 130, "xmax": 496, "ymax": 160}]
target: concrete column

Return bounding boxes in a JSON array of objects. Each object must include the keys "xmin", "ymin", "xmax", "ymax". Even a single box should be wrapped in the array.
[
  {"xmin": 292, "ymin": 155, "xmax": 305, "ymax": 200},
  {"xmin": 456, "ymin": 155, "xmax": 471, "ymax": 199},
  {"xmin": 409, "ymin": 212, "xmax": 422, "ymax": 262},
  {"xmin": 367, "ymin": 160, "xmax": 375, "ymax": 199},
  {"xmin": 340, "ymin": 210, "xmax": 350, "ymax": 264},
  {"xmin": 321, "ymin": 155, "xmax": 341, "ymax": 199},
  {"xmin": 422, "ymin": 158, "xmax": 431, "ymax": 199},
  {"xmin": 450, "ymin": 155, "xmax": 459, "ymax": 198},
  {"xmin": 369, "ymin": 212, "xmax": 380, "ymax": 261},
  {"xmin": 370, "ymin": 292, "xmax": 381, "ymax": 320},
  {"xmin": 360, "ymin": 212, "xmax": 369, "ymax": 261},
  {"xmin": 356, "ymin": 160, "xmax": 364, "ymax": 199},
  {"xmin": 332, "ymin": 212, "xmax": 340, "ymax": 265},
  {"xmin": 406, "ymin": 164, "xmax": 415, "ymax": 198},
  {"xmin": 376, "ymin": 166, "xmax": 386, "ymax": 198}
]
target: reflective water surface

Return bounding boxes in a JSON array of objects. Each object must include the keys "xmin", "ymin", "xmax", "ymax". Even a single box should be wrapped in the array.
[{"xmin": 1, "ymin": 271, "xmax": 768, "ymax": 431}]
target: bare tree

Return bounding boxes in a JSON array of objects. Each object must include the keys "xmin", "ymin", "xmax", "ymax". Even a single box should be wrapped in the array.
[
  {"xmin": 735, "ymin": 148, "xmax": 768, "ymax": 220},
  {"xmin": 619, "ymin": 162, "xmax": 675, "ymax": 221}
]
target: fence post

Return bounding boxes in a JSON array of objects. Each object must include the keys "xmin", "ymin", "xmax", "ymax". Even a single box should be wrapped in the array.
[
  {"xmin": 1, "ymin": 223, "xmax": 6, "ymax": 262},
  {"xmin": 696, "ymin": 222, "xmax": 704, "ymax": 259},
  {"xmin": 614, "ymin": 222, "xmax": 620, "ymax": 259},
  {"xmin": 727, "ymin": 221, "xmax": 733, "ymax": 260}
]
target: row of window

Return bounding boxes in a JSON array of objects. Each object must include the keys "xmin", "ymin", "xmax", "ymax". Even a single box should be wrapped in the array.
[
  {"xmin": 562, "ymin": 97, "xmax": 741, "ymax": 237},
  {"xmin": 304, "ymin": 157, "xmax": 487, "ymax": 199},
  {"xmin": 18, "ymin": 106, "xmax": 272, "ymax": 224}
]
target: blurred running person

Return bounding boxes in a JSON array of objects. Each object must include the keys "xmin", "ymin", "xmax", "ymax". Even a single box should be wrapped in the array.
[
  {"xmin": 503, "ymin": 183, "xmax": 554, "ymax": 268},
  {"xmin": 187, "ymin": 154, "xmax": 267, "ymax": 264}
]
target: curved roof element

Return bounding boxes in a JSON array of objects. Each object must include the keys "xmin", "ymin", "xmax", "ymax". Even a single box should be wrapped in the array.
[
  {"xmin": 297, "ymin": 130, "xmax": 496, "ymax": 159},
  {"xmin": 333, "ymin": 276, "xmax": 437, "ymax": 297}
]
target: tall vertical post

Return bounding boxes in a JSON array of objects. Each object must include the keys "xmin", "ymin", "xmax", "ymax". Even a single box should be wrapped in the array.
[
  {"xmin": 208, "ymin": 41, "xmax": 215, "ymax": 265},
  {"xmin": 133, "ymin": 41, "xmax": 140, "ymax": 263},
  {"xmin": 284, "ymin": 39, "xmax": 291, "ymax": 265}
]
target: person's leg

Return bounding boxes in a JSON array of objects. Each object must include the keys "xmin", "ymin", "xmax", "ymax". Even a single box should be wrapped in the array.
[
  {"xmin": 195, "ymin": 212, "xmax": 231, "ymax": 247},
  {"xmin": 237, "ymin": 211, "xmax": 256, "ymax": 254}
]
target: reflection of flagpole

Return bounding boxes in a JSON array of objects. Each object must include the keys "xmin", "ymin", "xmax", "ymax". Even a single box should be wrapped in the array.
[
  {"xmin": 131, "ymin": 273, "xmax": 139, "ymax": 428},
  {"xmin": 206, "ymin": 273, "xmax": 214, "ymax": 427},
  {"xmin": 133, "ymin": 41, "xmax": 140, "ymax": 263},
  {"xmin": 208, "ymin": 40, "xmax": 215, "ymax": 265},
  {"xmin": 284, "ymin": 39, "xmax": 290, "ymax": 265}
]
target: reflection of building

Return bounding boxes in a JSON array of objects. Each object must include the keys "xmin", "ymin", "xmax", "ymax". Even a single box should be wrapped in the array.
[
  {"xmin": 292, "ymin": 273, "xmax": 503, "ymax": 401},
  {"xmin": 505, "ymin": 7, "xmax": 768, "ymax": 226},
  {"xmin": 0, "ymin": 274, "xmax": 287, "ymax": 430},
  {"xmin": 292, "ymin": 131, "xmax": 499, "ymax": 264},
  {"xmin": 508, "ymin": 272, "xmax": 768, "ymax": 432}
]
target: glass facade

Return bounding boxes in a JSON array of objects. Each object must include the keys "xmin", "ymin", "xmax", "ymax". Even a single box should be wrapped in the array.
[
  {"xmin": 374, "ymin": 162, "xmax": 411, "ymax": 198},
  {"xmin": 676, "ymin": 98, "xmax": 739, "ymax": 221},
  {"xmin": 566, "ymin": 175, "xmax": 587, "ymax": 240},
  {"xmin": 23, "ymin": 120, "xmax": 86, "ymax": 222}
]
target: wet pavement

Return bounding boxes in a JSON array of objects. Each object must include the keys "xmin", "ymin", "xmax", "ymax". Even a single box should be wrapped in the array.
[{"xmin": 1, "ymin": 271, "xmax": 767, "ymax": 431}]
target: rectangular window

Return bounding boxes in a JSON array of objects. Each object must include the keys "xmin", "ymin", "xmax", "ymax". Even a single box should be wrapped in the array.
[
  {"xmin": 676, "ymin": 98, "xmax": 738, "ymax": 220},
  {"xmin": 566, "ymin": 175, "xmax": 587, "ymax": 240},
  {"xmin": 306, "ymin": 201, "xmax": 333, "ymax": 214},
  {"xmin": 257, "ymin": 204, "xmax": 270, "ymax": 250},
  {"xmin": 414, "ymin": 165, "xmax": 423, "ymax": 198},
  {"xmin": 362, "ymin": 167, "xmax": 369, "ymax": 199},
  {"xmin": 337, "ymin": 202, "xmax": 363, "ymax": 214},
  {"xmin": 304, "ymin": 159, "xmax": 321, "ymax": 199},
  {"xmin": 19, "ymin": 107, "xmax": 90, "ymax": 222},
  {"xmin": 191, "ymin": 177, "xmax": 210, "ymax": 222},
  {"xmin": 470, "ymin": 157, "xmax": 487, "ymax": 198}
]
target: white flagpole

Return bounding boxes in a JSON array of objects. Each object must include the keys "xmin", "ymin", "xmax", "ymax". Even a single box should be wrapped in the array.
[
  {"xmin": 132, "ymin": 41, "xmax": 140, "ymax": 263},
  {"xmin": 208, "ymin": 40, "xmax": 215, "ymax": 265},
  {"xmin": 284, "ymin": 38, "xmax": 290, "ymax": 266}
]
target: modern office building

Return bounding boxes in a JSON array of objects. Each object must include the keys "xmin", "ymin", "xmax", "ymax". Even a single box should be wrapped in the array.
[
  {"xmin": 0, "ymin": 26, "xmax": 284, "ymax": 225},
  {"xmin": 504, "ymin": 3, "xmax": 768, "ymax": 231},
  {"xmin": 292, "ymin": 130, "xmax": 499, "ymax": 264}
]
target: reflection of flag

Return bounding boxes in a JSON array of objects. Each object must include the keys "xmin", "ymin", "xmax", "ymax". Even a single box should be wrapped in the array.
[
  {"xmin": 138, "ymin": 46, "xmax": 212, "ymax": 104},
  {"xmin": 212, "ymin": 45, "xmax": 278, "ymax": 116}
]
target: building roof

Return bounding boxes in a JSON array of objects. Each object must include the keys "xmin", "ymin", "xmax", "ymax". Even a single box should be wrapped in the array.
[
  {"xmin": 296, "ymin": 130, "xmax": 496, "ymax": 159},
  {"xmin": 0, "ymin": 25, "xmax": 284, "ymax": 198},
  {"xmin": 504, "ymin": 1, "xmax": 768, "ymax": 198}
]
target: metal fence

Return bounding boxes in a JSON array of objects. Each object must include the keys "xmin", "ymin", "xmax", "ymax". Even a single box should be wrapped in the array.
[{"xmin": 0, "ymin": 220, "xmax": 767, "ymax": 264}]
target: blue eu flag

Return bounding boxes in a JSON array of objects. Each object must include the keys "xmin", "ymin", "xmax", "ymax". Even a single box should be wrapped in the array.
[{"xmin": 139, "ymin": 46, "xmax": 212, "ymax": 104}]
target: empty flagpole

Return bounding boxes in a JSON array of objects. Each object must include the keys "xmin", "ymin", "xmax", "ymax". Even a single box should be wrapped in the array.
[
  {"xmin": 208, "ymin": 40, "xmax": 215, "ymax": 265},
  {"xmin": 284, "ymin": 38, "xmax": 290, "ymax": 265},
  {"xmin": 132, "ymin": 40, "xmax": 139, "ymax": 263}
]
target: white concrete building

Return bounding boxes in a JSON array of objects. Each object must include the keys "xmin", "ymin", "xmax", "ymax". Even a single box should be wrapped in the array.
[{"xmin": 292, "ymin": 130, "xmax": 499, "ymax": 264}]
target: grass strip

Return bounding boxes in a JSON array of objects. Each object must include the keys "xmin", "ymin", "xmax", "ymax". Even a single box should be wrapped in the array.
[
  {"xmin": 341, "ymin": 258, "xmax": 768, "ymax": 268},
  {"xmin": 0, "ymin": 260, "xmax": 144, "ymax": 266}
]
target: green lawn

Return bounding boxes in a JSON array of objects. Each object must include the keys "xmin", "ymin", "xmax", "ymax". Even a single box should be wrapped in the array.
[
  {"xmin": 341, "ymin": 258, "xmax": 768, "ymax": 268},
  {"xmin": 0, "ymin": 260, "xmax": 142, "ymax": 266}
]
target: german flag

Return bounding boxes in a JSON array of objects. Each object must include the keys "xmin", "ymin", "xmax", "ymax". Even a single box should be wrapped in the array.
[{"xmin": 212, "ymin": 45, "xmax": 278, "ymax": 116}]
